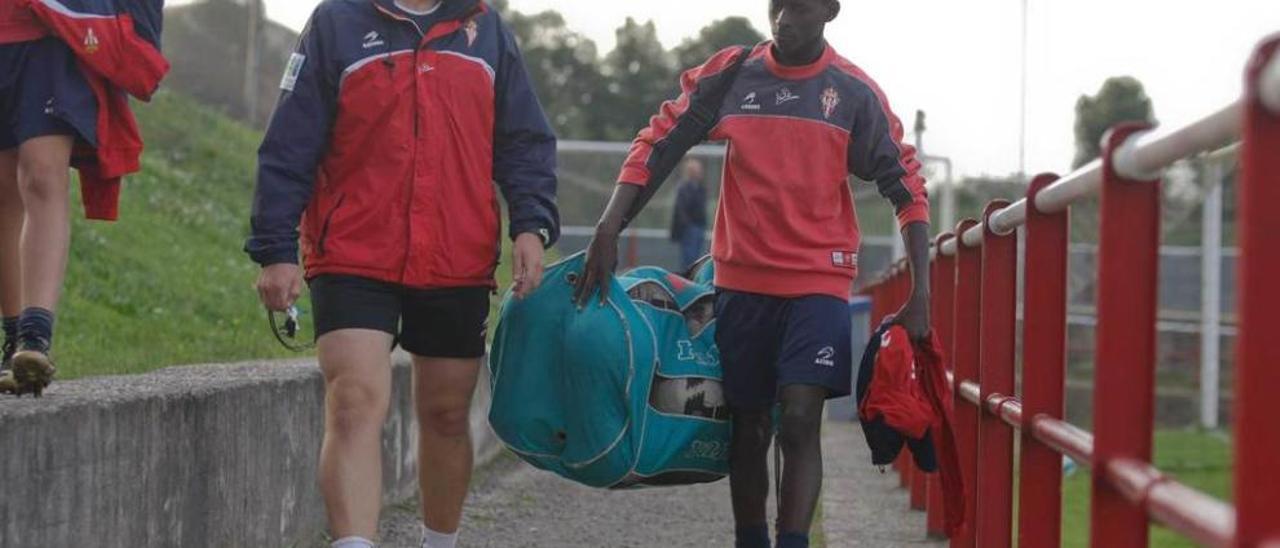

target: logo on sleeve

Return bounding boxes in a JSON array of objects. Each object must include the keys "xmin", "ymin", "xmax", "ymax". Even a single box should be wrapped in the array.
[
  {"xmin": 740, "ymin": 91, "xmax": 760, "ymax": 111},
  {"xmin": 281, "ymin": 53, "xmax": 306, "ymax": 91},
  {"xmin": 362, "ymin": 31, "xmax": 385, "ymax": 49}
]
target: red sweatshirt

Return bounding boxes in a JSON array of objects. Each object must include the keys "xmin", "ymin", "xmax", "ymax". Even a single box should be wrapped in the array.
[
  {"xmin": 619, "ymin": 43, "xmax": 928, "ymax": 300},
  {"xmin": 0, "ymin": 0, "xmax": 45, "ymax": 44}
]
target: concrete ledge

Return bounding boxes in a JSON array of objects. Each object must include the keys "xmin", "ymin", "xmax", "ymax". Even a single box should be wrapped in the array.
[{"xmin": 0, "ymin": 356, "xmax": 498, "ymax": 547}]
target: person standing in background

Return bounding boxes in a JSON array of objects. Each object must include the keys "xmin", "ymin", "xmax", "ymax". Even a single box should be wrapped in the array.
[{"xmin": 670, "ymin": 158, "xmax": 709, "ymax": 272}]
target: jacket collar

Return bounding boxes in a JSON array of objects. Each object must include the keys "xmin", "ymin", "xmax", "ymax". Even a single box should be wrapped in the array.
[
  {"xmin": 371, "ymin": 0, "xmax": 481, "ymax": 24},
  {"xmin": 763, "ymin": 41, "xmax": 835, "ymax": 81}
]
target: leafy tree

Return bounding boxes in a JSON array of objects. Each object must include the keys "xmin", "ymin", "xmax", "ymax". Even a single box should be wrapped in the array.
[
  {"xmin": 500, "ymin": 9, "xmax": 608, "ymax": 139},
  {"xmin": 1072, "ymin": 76, "xmax": 1155, "ymax": 168},
  {"xmin": 598, "ymin": 18, "xmax": 677, "ymax": 140},
  {"xmin": 672, "ymin": 17, "xmax": 765, "ymax": 72}
]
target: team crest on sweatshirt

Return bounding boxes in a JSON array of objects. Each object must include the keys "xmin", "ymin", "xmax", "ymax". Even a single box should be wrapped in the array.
[{"xmin": 821, "ymin": 87, "xmax": 840, "ymax": 119}]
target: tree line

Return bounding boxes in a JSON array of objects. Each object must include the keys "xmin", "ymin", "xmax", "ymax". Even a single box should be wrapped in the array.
[{"xmin": 491, "ymin": 0, "xmax": 764, "ymax": 141}]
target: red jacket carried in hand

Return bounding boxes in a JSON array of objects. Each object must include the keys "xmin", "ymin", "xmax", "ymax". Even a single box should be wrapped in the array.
[
  {"xmin": 857, "ymin": 324, "xmax": 965, "ymax": 537},
  {"xmin": 21, "ymin": 0, "xmax": 168, "ymax": 221}
]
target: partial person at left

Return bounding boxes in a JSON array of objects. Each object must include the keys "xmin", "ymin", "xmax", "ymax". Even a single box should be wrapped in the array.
[{"xmin": 0, "ymin": 0, "xmax": 169, "ymax": 397}]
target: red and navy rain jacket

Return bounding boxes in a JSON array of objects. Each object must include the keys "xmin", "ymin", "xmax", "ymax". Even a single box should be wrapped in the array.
[
  {"xmin": 18, "ymin": 0, "xmax": 168, "ymax": 221},
  {"xmin": 618, "ymin": 43, "xmax": 928, "ymax": 300},
  {"xmin": 246, "ymin": 0, "xmax": 559, "ymax": 290}
]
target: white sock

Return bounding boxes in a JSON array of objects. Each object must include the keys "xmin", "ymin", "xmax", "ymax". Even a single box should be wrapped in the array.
[
  {"xmin": 420, "ymin": 523, "xmax": 458, "ymax": 548},
  {"xmin": 332, "ymin": 536, "xmax": 376, "ymax": 548}
]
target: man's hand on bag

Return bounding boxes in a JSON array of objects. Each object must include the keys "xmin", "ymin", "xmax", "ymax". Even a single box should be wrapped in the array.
[
  {"xmin": 512, "ymin": 232, "xmax": 546, "ymax": 300},
  {"xmin": 257, "ymin": 263, "xmax": 303, "ymax": 312},
  {"xmin": 575, "ymin": 226, "xmax": 620, "ymax": 308}
]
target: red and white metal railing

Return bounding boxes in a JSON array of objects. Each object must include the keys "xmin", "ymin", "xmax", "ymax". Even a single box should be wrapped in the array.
[{"xmin": 863, "ymin": 34, "xmax": 1280, "ymax": 547}]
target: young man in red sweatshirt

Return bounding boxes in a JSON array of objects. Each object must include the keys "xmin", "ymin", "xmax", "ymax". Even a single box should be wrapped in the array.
[{"xmin": 576, "ymin": 1, "xmax": 932, "ymax": 546}]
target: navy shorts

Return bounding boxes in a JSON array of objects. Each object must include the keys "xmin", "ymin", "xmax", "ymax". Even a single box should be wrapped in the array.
[
  {"xmin": 308, "ymin": 275, "xmax": 491, "ymax": 359},
  {"xmin": 714, "ymin": 289, "xmax": 853, "ymax": 409},
  {"xmin": 0, "ymin": 37, "xmax": 97, "ymax": 151}
]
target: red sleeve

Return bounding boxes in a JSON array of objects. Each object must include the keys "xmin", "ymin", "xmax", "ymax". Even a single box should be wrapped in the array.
[{"xmin": 617, "ymin": 47, "xmax": 748, "ymax": 187}]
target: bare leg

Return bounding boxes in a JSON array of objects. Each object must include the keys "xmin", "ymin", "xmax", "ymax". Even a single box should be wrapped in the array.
[
  {"xmin": 0, "ymin": 148, "xmax": 21, "ymax": 319},
  {"xmin": 730, "ymin": 407, "xmax": 774, "ymax": 546},
  {"xmin": 15, "ymin": 135, "xmax": 72, "ymax": 312},
  {"xmin": 412, "ymin": 355, "xmax": 481, "ymax": 534},
  {"xmin": 775, "ymin": 384, "xmax": 827, "ymax": 537},
  {"xmin": 317, "ymin": 329, "xmax": 394, "ymax": 539}
]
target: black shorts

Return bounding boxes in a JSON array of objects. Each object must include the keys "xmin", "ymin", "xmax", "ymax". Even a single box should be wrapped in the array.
[
  {"xmin": 0, "ymin": 38, "xmax": 97, "ymax": 150},
  {"xmin": 714, "ymin": 289, "xmax": 853, "ymax": 409},
  {"xmin": 308, "ymin": 275, "xmax": 490, "ymax": 359}
]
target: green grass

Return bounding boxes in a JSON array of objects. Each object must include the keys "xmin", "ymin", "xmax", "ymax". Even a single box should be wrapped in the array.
[
  {"xmin": 1060, "ymin": 429, "xmax": 1232, "ymax": 547},
  {"xmin": 55, "ymin": 91, "xmax": 526, "ymax": 378}
]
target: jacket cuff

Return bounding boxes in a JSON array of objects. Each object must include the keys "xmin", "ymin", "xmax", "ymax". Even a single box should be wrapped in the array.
[
  {"xmin": 617, "ymin": 165, "xmax": 651, "ymax": 187},
  {"xmin": 252, "ymin": 248, "xmax": 300, "ymax": 267},
  {"xmin": 511, "ymin": 223, "xmax": 557, "ymax": 249},
  {"xmin": 896, "ymin": 202, "xmax": 931, "ymax": 229}
]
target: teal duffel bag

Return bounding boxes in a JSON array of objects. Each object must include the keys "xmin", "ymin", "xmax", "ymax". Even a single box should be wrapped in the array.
[{"xmin": 488, "ymin": 252, "xmax": 728, "ymax": 488}]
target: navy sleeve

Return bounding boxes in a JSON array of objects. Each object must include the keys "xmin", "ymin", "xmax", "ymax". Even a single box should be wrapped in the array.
[
  {"xmin": 492, "ymin": 17, "xmax": 560, "ymax": 247},
  {"xmin": 846, "ymin": 80, "xmax": 930, "ymax": 228},
  {"xmin": 244, "ymin": 6, "xmax": 338, "ymax": 266}
]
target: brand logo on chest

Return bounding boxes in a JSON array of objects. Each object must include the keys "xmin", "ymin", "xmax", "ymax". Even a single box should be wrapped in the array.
[{"xmin": 363, "ymin": 31, "xmax": 385, "ymax": 49}]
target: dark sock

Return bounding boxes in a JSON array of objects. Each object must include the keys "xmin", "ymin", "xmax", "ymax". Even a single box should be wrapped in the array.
[
  {"xmin": 776, "ymin": 532, "xmax": 809, "ymax": 548},
  {"xmin": 736, "ymin": 525, "xmax": 771, "ymax": 548},
  {"xmin": 18, "ymin": 307, "xmax": 54, "ymax": 350}
]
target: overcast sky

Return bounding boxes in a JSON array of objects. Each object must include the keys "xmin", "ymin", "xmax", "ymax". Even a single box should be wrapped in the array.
[{"xmin": 247, "ymin": 0, "xmax": 1277, "ymax": 178}]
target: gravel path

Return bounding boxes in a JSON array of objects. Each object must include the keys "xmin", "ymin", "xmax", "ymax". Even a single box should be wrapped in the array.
[
  {"xmin": 376, "ymin": 420, "xmax": 946, "ymax": 548},
  {"xmin": 378, "ymin": 451, "xmax": 740, "ymax": 547}
]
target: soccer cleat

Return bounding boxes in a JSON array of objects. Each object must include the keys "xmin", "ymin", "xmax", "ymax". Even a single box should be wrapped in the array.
[{"xmin": 10, "ymin": 338, "xmax": 55, "ymax": 397}]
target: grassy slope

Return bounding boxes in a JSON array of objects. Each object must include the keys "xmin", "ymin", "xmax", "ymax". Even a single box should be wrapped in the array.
[{"xmin": 57, "ymin": 92, "xmax": 520, "ymax": 378}]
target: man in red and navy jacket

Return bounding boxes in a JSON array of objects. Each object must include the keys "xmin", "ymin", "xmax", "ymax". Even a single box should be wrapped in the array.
[
  {"xmin": 245, "ymin": 1, "xmax": 558, "ymax": 547},
  {"xmin": 0, "ymin": 0, "xmax": 167, "ymax": 397},
  {"xmin": 577, "ymin": 1, "xmax": 932, "ymax": 546}
]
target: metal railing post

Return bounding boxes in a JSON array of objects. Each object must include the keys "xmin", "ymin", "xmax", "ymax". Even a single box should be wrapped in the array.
[
  {"xmin": 1234, "ymin": 33, "xmax": 1280, "ymax": 547},
  {"xmin": 926, "ymin": 233, "xmax": 957, "ymax": 538},
  {"xmin": 1017, "ymin": 174, "xmax": 1068, "ymax": 548},
  {"xmin": 1091, "ymin": 123, "xmax": 1161, "ymax": 547},
  {"xmin": 951, "ymin": 219, "xmax": 983, "ymax": 548},
  {"xmin": 977, "ymin": 202, "xmax": 1017, "ymax": 548}
]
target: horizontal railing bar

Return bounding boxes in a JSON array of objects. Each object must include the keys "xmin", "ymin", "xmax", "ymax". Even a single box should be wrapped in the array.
[
  {"xmin": 938, "ymin": 99, "xmax": 1242, "ymax": 257},
  {"xmin": 1106, "ymin": 458, "xmax": 1236, "ymax": 547},
  {"xmin": 1113, "ymin": 103, "xmax": 1241, "ymax": 181},
  {"xmin": 1030, "ymin": 415, "xmax": 1094, "ymax": 465},
  {"xmin": 1263, "ymin": 49, "xmax": 1280, "ymax": 113},
  {"xmin": 985, "ymin": 395, "xmax": 1022, "ymax": 428},
  {"xmin": 958, "ymin": 380, "xmax": 981, "ymax": 405}
]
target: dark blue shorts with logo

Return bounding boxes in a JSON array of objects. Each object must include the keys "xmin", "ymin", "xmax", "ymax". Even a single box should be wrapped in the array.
[
  {"xmin": 714, "ymin": 289, "xmax": 853, "ymax": 409},
  {"xmin": 0, "ymin": 37, "xmax": 97, "ymax": 151}
]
